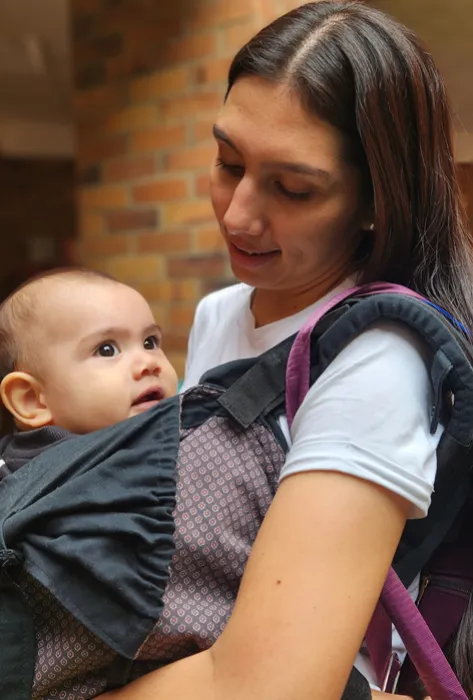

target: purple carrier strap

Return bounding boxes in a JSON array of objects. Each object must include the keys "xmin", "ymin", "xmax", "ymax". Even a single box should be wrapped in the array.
[
  {"xmin": 285, "ymin": 282, "xmax": 424, "ymax": 427},
  {"xmin": 376, "ymin": 569, "xmax": 468, "ymax": 700},
  {"xmin": 285, "ymin": 282, "xmax": 468, "ymax": 699},
  {"xmin": 364, "ymin": 603, "xmax": 401, "ymax": 692}
]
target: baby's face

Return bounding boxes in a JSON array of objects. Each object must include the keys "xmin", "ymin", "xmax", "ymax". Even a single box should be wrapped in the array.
[{"xmin": 35, "ymin": 280, "xmax": 178, "ymax": 433}]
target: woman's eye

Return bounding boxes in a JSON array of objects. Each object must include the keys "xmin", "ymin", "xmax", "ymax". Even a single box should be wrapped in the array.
[
  {"xmin": 275, "ymin": 181, "xmax": 312, "ymax": 201},
  {"xmin": 215, "ymin": 157, "xmax": 244, "ymax": 178},
  {"xmin": 95, "ymin": 342, "xmax": 119, "ymax": 357},
  {"xmin": 144, "ymin": 335, "xmax": 160, "ymax": 350}
]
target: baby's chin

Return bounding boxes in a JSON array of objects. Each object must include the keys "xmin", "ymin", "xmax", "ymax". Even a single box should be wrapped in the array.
[{"xmin": 129, "ymin": 398, "xmax": 162, "ymax": 417}]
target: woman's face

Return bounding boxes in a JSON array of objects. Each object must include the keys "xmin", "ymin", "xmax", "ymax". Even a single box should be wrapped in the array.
[{"xmin": 210, "ymin": 77, "xmax": 371, "ymax": 294}]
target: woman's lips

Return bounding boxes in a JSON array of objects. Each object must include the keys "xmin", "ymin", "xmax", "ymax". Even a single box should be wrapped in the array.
[{"xmin": 228, "ymin": 242, "xmax": 281, "ymax": 268}]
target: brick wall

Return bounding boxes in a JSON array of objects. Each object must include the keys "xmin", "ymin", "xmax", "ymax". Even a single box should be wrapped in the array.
[
  {"xmin": 0, "ymin": 157, "xmax": 75, "ymax": 301},
  {"xmin": 71, "ymin": 0, "xmax": 303, "ymax": 376}
]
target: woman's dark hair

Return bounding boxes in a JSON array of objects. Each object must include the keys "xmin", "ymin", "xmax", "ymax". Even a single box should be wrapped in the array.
[{"xmin": 226, "ymin": 0, "xmax": 473, "ymax": 336}]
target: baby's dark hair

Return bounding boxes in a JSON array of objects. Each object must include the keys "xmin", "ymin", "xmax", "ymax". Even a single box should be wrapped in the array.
[{"xmin": 0, "ymin": 267, "xmax": 118, "ymax": 383}]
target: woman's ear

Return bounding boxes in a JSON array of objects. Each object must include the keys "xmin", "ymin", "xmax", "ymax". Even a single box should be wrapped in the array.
[{"xmin": 0, "ymin": 371, "xmax": 52, "ymax": 429}]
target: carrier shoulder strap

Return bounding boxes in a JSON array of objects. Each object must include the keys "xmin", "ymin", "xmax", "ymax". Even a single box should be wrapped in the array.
[
  {"xmin": 285, "ymin": 282, "xmax": 473, "ymax": 699},
  {"xmin": 285, "ymin": 283, "xmax": 473, "ymax": 585}
]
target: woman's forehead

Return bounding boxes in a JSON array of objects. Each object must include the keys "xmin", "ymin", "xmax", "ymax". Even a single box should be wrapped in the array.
[{"xmin": 218, "ymin": 77, "xmax": 346, "ymax": 165}]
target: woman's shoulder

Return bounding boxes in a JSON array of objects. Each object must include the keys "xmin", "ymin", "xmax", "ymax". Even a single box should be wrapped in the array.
[{"xmin": 283, "ymin": 321, "xmax": 440, "ymax": 518}]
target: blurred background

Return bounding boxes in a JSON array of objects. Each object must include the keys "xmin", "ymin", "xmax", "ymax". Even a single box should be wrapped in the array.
[{"xmin": 0, "ymin": 0, "xmax": 472, "ymax": 377}]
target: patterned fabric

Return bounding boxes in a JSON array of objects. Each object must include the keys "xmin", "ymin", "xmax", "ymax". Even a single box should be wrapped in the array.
[
  {"xmin": 135, "ymin": 387, "xmax": 286, "ymax": 668},
  {"xmin": 17, "ymin": 385, "xmax": 287, "ymax": 697},
  {"xmin": 20, "ymin": 573, "xmax": 113, "ymax": 700}
]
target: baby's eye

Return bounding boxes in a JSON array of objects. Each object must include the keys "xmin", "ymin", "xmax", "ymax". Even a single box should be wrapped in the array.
[
  {"xmin": 144, "ymin": 335, "xmax": 160, "ymax": 350},
  {"xmin": 95, "ymin": 342, "xmax": 119, "ymax": 357}
]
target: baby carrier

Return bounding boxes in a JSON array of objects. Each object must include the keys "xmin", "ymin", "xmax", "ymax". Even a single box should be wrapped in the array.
[{"xmin": 1, "ymin": 283, "xmax": 473, "ymax": 699}]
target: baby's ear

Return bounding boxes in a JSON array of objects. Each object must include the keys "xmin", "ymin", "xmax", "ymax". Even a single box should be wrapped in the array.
[{"xmin": 0, "ymin": 372, "xmax": 52, "ymax": 429}]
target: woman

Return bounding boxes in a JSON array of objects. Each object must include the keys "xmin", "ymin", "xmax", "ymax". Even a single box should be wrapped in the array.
[{"xmin": 104, "ymin": 2, "xmax": 473, "ymax": 698}]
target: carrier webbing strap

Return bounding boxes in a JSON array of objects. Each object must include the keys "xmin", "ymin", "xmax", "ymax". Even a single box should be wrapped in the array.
[
  {"xmin": 217, "ymin": 337, "xmax": 292, "ymax": 429},
  {"xmin": 286, "ymin": 291, "xmax": 473, "ymax": 585}
]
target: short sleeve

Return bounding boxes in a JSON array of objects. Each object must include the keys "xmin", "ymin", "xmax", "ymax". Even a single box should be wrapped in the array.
[{"xmin": 280, "ymin": 322, "xmax": 442, "ymax": 518}]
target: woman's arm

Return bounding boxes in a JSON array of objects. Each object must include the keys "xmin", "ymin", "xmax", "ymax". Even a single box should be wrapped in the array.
[
  {"xmin": 102, "ymin": 469, "xmax": 410, "ymax": 700},
  {"xmin": 103, "ymin": 325, "xmax": 436, "ymax": 700}
]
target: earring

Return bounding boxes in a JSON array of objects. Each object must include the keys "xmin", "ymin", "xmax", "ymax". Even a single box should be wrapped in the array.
[{"xmin": 369, "ymin": 223, "xmax": 375, "ymax": 231}]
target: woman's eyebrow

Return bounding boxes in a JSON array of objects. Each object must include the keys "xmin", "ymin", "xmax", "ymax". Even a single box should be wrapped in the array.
[
  {"xmin": 265, "ymin": 161, "xmax": 332, "ymax": 180},
  {"xmin": 212, "ymin": 124, "xmax": 332, "ymax": 181},
  {"xmin": 212, "ymin": 124, "xmax": 242, "ymax": 155}
]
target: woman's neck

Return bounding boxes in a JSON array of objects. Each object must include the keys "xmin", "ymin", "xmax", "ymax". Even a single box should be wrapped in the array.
[{"xmin": 251, "ymin": 272, "xmax": 350, "ymax": 328}]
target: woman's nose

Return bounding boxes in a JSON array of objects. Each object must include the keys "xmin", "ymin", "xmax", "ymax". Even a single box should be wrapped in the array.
[{"xmin": 222, "ymin": 178, "xmax": 265, "ymax": 237}]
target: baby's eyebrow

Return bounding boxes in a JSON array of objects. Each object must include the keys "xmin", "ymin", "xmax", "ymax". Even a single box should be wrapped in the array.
[
  {"xmin": 81, "ymin": 326, "xmax": 126, "ymax": 343},
  {"xmin": 80, "ymin": 323, "xmax": 162, "ymax": 347},
  {"xmin": 145, "ymin": 323, "xmax": 162, "ymax": 336}
]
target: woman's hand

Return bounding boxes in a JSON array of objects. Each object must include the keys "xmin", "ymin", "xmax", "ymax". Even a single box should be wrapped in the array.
[{"xmin": 101, "ymin": 470, "xmax": 410, "ymax": 700}]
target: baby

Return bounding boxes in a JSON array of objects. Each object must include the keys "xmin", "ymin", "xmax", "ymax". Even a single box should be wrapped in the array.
[{"xmin": 0, "ymin": 267, "xmax": 178, "ymax": 467}]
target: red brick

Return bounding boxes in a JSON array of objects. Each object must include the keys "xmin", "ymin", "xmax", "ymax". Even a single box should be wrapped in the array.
[
  {"xmin": 79, "ymin": 211, "xmax": 104, "ymax": 238},
  {"xmin": 255, "ymin": 0, "xmax": 284, "ymax": 21},
  {"xmin": 77, "ymin": 134, "xmax": 128, "ymax": 168},
  {"xmin": 106, "ymin": 104, "xmax": 159, "ymax": 133},
  {"xmin": 168, "ymin": 253, "xmax": 226, "ymax": 278},
  {"xmin": 82, "ymin": 234, "xmax": 130, "ymax": 257},
  {"xmin": 162, "ymin": 92, "xmax": 223, "ymax": 120},
  {"xmin": 149, "ymin": 303, "xmax": 170, "ymax": 331},
  {"xmin": 131, "ymin": 125, "xmax": 186, "ymax": 153},
  {"xmin": 162, "ymin": 33, "xmax": 218, "ymax": 65},
  {"xmin": 161, "ymin": 332, "xmax": 189, "ymax": 353},
  {"xmin": 103, "ymin": 1, "xmax": 185, "ymax": 29},
  {"xmin": 104, "ymin": 156, "xmax": 156, "ymax": 183},
  {"xmin": 170, "ymin": 304, "xmax": 196, "ymax": 329},
  {"xmin": 137, "ymin": 231, "xmax": 192, "ymax": 254},
  {"xmin": 133, "ymin": 179, "xmax": 189, "ymax": 204},
  {"xmin": 195, "ymin": 173, "xmax": 211, "ymax": 197},
  {"xmin": 190, "ymin": 0, "xmax": 255, "ymax": 30},
  {"xmin": 196, "ymin": 225, "xmax": 226, "ymax": 251},
  {"xmin": 280, "ymin": 0, "xmax": 309, "ymax": 11},
  {"xmin": 166, "ymin": 144, "xmax": 216, "ymax": 172},
  {"xmin": 74, "ymin": 84, "xmax": 128, "ymax": 124},
  {"xmin": 138, "ymin": 280, "xmax": 198, "ymax": 303},
  {"xmin": 80, "ymin": 184, "xmax": 129, "ymax": 208},
  {"xmin": 163, "ymin": 199, "xmax": 214, "ymax": 226},
  {"xmin": 106, "ymin": 254, "xmax": 162, "ymax": 281},
  {"xmin": 201, "ymin": 277, "xmax": 235, "ymax": 295},
  {"xmin": 125, "ymin": 19, "xmax": 183, "ymax": 52},
  {"xmin": 194, "ymin": 58, "xmax": 230, "ymax": 85},
  {"xmin": 106, "ymin": 208, "xmax": 158, "ymax": 233},
  {"xmin": 193, "ymin": 117, "xmax": 215, "ymax": 143},
  {"xmin": 131, "ymin": 67, "xmax": 189, "ymax": 101},
  {"xmin": 222, "ymin": 20, "xmax": 258, "ymax": 54},
  {"xmin": 167, "ymin": 352, "xmax": 186, "ymax": 379}
]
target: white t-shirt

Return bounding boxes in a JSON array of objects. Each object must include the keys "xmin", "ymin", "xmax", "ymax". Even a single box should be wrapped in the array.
[{"xmin": 182, "ymin": 280, "xmax": 442, "ymax": 687}]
